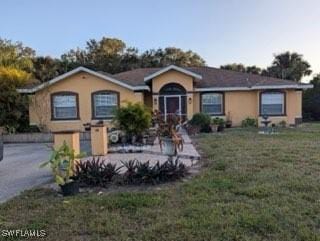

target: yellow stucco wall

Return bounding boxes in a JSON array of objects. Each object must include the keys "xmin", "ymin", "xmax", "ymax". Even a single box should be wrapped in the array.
[
  {"xmin": 225, "ymin": 91, "xmax": 259, "ymax": 126},
  {"xmin": 193, "ymin": 90, "xmax": 302, "ymax": 126},
  {"xmin": 29, "ymin": 71, "xmax": 143, "ymax": 132},
  {"xmin": 152, "ymin": 70, "xmax": 194, "ymax": 93},
  {"xmin": 151, "ymin": 70, "xmax": 194, "ymax": 119},
  {"xmin": 29, "ymin": 69, "xmax": 303, "ymax": 132}
]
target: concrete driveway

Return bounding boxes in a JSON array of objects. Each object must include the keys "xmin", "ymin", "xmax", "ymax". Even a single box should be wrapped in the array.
[{"xmin": 0, "ymin": 143, "xmax": 52, "ymax": 203}]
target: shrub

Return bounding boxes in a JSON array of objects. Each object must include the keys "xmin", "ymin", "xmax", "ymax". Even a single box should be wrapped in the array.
[
  {"xmin": 113, "ymin": 102, "xmax": 152, "ymax": 138},
  {"xmin": 75, "ymin": 158, "xmax": 121, "ymax": 187},
  {"xmin": 241, "ymin": 117, "xmax": 258, "ymax": 128},
  {"xmin": 121, "ymin": 157, "xmax": 188, "ymax": 185},
  {"xmin": 212, "ymin": 117, "xmax": 225, "ymax": 126},
  {"xmin": 189, "ymin": 113, "xmax": 211, "ymax": 132},
  {"xmin": 74, "ymin": 157, "xmax": 189, "ymax": 187},
  {"xmin": 279, "ymin": 120, "xmax": 287, "ymax": 128}
]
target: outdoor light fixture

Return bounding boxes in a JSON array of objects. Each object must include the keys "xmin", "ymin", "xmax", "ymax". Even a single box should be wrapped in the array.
[
  {"xmin": 154, "ymin": 97, "xmax": 158, "ymax": 105},
  {"xmin": 188, "ymin": 97, "xmax": 192, "ymax": 104}
]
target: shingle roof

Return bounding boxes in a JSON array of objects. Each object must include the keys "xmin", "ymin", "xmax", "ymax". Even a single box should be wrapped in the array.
[
  {"xmin": 112, "ymin": 66, "xmax": 304, "ymax": 88},
  {"xmin": 19, "ymin": 65, "xmax": 312, "ymax": 93}
]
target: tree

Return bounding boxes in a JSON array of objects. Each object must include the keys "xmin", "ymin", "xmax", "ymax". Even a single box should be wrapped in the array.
[
  {"xmin": 0, "ymin": 67, "xmax": 31, "ymax": 132},
  {"xmin": 32, "ymin": 56, "xmax": 63, "ymax": 82},
  {"xmin": 303, "ymin": 73, "xmax": 320, "ymax": 120},
  {"xmin": 60, "ymin": 37, "xmax": 206, "ymax": 74},
  {"xmin": 0, "ymin": 39, "xmax": 35, "ymax": 132},
  {"xmin": 0, "ymin": 38, "xmax": 35, "ymax": 72},
  {"xmin": 245, "ymin": 65, "xmax": 262, "ymax": 75},
  {"xmin": 264, "ymin": 51, "xmax": 312, "ymax": 82},
  {"xmin": 220, "ymin": 63, "xmax": 262, "ymax": 75},
  {"xmin": 221, "ymin": 63, "xmax": 246, "ymax": 72},
  {"xmin": 159, "ymin": 47, "xmax": 205, "ymax": 67}
]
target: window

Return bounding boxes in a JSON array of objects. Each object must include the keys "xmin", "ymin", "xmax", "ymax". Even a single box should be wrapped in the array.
[
  {"xmin": 201, "ymin": 93, "xmax": 223, "ymax": 115},
  {"xmin": 92, "ymin": 91, "xmax": 118, "ymax": 119},
  {"xmin": 52, "ymin": 92, "xmax": 78, "ymax": 120},
  {"xmin": 260, "ymin": 92, "xmax": 285, "ymax": 116}
]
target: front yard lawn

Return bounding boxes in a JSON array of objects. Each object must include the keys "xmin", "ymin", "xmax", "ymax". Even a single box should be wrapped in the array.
[{"xmin": 1, "ymin": 124, "xmax": 320, "ymax": 241}]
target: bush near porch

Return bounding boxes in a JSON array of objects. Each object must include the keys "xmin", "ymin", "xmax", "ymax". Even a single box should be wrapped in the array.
[{"xmin": 1, "ymin": 123, "xmax": 320, "ymax": 240}]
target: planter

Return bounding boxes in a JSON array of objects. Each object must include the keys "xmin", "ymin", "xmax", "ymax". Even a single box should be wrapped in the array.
[
  {"xmin": 210, "ymin": 124, "xmax": 218, "ymax": 132},
  {"xmin": 225, "ymin": 121, "xmax": 232, "ymax": 128},
  {"xmin": 217, "ymin": 125, "xmax": 224, "ymax": 132},
  {"xmin": 160, "ymin": 137, "xmax": 176, "ymax": 156},
  {"xmin": 60, "ymin": 181, "xmax": 79, "ymax": 196}
]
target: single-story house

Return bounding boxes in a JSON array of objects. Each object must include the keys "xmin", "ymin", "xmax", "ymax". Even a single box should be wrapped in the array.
[{"xmin": 18, "ymin": 65, "xmax": 312, "ymax": 132}]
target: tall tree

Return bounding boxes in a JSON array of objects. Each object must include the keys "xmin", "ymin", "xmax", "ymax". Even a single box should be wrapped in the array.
[
  {"xmin": 32, "ymin": 56, "xmax": 63, "ymax": 82},
  {"xmin": 61, "ymin": 37, "xmax": 206, "ymax": 74},
  {"xmin": 0, "ymin": 38, "xmax": 35, "ymax": 72},
  {"xmin": 220, "ymin": 63, "xmax": 262, "ymax": 74},
  {"xmin": 303, "ymin": 73, "xmax": 320, "ymax": 120},
  {"xmin": 0, "ymin": 38, "xmax": 35, "ymax": 132},
  {"xmin": 221, "ymin": 63, "xmax": 246, "ymax": 72},
  {"xmin": 264, "ymin": 51, "xmax": 312, "ymax": 82}
]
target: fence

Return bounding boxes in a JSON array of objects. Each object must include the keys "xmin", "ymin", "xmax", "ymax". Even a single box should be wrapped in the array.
[{"xmin": 3, "ymin": 132, "xmax": 91, "ymax": 143}]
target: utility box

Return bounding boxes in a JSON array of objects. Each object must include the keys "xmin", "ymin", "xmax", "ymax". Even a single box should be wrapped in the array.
[
  {"xmin": 53, "ymin": 130, "xmax": 80, "ymax": 156},
  {"xmin": 90, "ymin": 124, "xmax": 108, "ymax": 156}
]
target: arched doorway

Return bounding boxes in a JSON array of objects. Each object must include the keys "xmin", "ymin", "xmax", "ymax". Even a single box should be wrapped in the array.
[{"xmin": 158, "ymin": 83, "xmax": 187, "ymax": 121}]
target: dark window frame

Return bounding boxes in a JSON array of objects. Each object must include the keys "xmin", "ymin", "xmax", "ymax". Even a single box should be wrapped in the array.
[
  {"xmin": 91, "ymin": 90, "xmax": 120, "ymax": 120},
  {"xmin": 259, "ymin": 90, "xmax": 286, "ymax": 117},
  {"xmin": 51, "ymin": 91, "xmax": 80, "ymax": 121},
  {"xmin": 200, "ymin": 92, "xmax": 225, "ymax": 116}
]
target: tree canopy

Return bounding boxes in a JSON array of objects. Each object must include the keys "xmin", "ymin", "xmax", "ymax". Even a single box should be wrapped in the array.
[
  {"xmin": 303, "ymin": 73, "xmax": 320, "ymax": 120},
  {"xmin": 0, "ymin": 39, "xmax": 38, "ymax": 132},
  {"xmin": 221, "ymin": 52, "xmax": 312, "ymax": 82},
  {"xmin": 220, "ymin": 63, "xmax": 262, "ymax": 75},
  {"xmin": 264, "ymin": 51, "xmax": 312, "ymax": 82},
  {"xmin": 60, "ymin": 37, "xmax": 206, "ymax": 75}
]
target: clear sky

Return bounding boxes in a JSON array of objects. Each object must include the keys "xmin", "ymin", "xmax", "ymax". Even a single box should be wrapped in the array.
[{"xmin": 1, "ymin": 0, "xmax": 319, "ymax": 80}]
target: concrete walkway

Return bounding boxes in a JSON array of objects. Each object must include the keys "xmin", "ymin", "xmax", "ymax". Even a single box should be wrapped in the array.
[
  {"xmin": 94, "ymin": 128, "xmax": 200, "ymax": 168},
  {"xmin": 0, "ymin": 143, "xmax": 52, "ymax": 203}
]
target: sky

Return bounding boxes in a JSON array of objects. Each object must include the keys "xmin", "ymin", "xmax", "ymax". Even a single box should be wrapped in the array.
[{"xmin": 1, "ymin": 0, "xmax": 320, "ymax": 81}]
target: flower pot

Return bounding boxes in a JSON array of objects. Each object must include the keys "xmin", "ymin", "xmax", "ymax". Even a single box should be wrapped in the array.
[
  {"xmin": 217, "ymin": 125, "xmax": 224, "ymax": 132},
  {"xmin": 160, "ymin": 137, "xmax": 176, "ymax": 156},
  {"xmin": 210, "ymin": 124, "xmax": 218, "ymax": 132},
  {"xmin": 60, "ymin": 181, "xmax": 79, "ymax": 196}
]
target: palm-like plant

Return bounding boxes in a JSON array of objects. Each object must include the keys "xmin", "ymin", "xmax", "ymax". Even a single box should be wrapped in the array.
[{"xmin": 40, "ymin": 141, "xmax": 84, "ymax": 185}]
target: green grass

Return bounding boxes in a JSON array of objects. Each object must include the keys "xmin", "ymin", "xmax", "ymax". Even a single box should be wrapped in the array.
[{"xmin": 1, "ymin": 123, "xmax": 320, "ymax": 241}]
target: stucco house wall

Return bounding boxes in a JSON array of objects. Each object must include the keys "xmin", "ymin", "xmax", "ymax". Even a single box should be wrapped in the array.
[
  {"xmin": 29, "ymin": 71, "xmax": 143, "ymax": 132},
  {"xmin": 23, "ymin": 65, "xmax": 309, "ymax": 132},
  {"xmin": 151, "ymin": 70, "xmax": 194, "ymax": 119}
]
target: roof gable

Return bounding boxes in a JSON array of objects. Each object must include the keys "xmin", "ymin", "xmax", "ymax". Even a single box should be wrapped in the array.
[
  {"xmin": 18, "ymin": 66, "xmax": 149, "ymax": 93},
  {"xmin": 143, "ymin": 65, "xmax": 202, "ymax": 82}
]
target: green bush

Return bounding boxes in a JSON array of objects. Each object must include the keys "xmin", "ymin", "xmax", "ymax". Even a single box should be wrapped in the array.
[
  {"xmin": 74, "ymin": 158, "xmax": 121, "ymax": 187},
  {"xmin": 241, "ymin": 117, "xmax": 258, "ymax": 128},
  {"xmin": 121, "ymin": 157, "xmax": 188, "ymax": 185},
  {"xmin": 212, "ymin": 117, "xmax": 225, "ymax": 126},
  {"xmin": 74, "ymin": 157, "xmax": 188, "ymax": 186},
  {"xmin": 189, "ymin": 113, "xmax": 211, "ymax": 132},
  {"xmin": 113, "ymin": 102, "xmax": 151, "ymax": 137}
]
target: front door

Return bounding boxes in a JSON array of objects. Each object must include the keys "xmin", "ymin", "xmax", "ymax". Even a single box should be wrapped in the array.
[{"xmin": 165, "ymin": 96, "xmax": 180, "ymax": 121}]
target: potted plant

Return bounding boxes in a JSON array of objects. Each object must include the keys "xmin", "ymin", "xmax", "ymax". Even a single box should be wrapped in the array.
[
  {"xmin": 41, "ymin": 142, "xmax": 84, "ymax": 196},
  {"xmin": 225, "ymin": 112, "xmax": 232, "ymax": 128},
  {"xmin": 212, "ymin": 117, "xmax": 225, "ymax": 132},
  {"xmin": 113, "ymin": 102, "xmax": 152, "ymax": 144},
  {"xmin": 157, "ymin": 115, "xmax": 183, "ymax": 156},
  {"xmin": 189, "ymin": 113, "xmax": 211, "ymax": 133}
]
